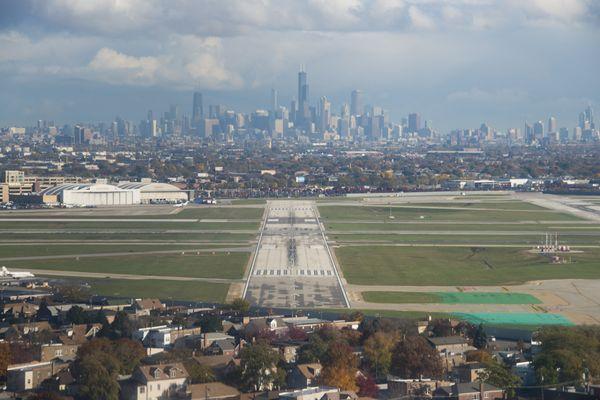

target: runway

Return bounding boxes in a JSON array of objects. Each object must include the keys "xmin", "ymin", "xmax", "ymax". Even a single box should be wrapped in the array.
[{"xmin": 243, "ymin": 200, "xmax": 349, "ymax": 308}]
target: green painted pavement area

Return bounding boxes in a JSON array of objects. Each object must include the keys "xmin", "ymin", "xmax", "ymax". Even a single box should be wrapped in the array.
[
  {"xmin": 454, "ymin": 312, "xmax": 573, "ymax": 326},
  {"xmin": 362, "ymin": 291, "xmax": 541, "ymax": 304}
]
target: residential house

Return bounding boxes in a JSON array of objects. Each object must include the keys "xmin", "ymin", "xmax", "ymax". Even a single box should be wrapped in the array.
[
  {"xmin": 192, "ymin": 355, "xmax": 236, "ymax": 380},
  {"xmin": 454, "ymin": 362, "xmax": 486, "ymax": 383},
  {"xmin": 134, "ymin": 325, "xmax": 203, "ymax": 349},
  {"xmin": 189, "ymin": 382, "xmax": 240, "ymax": 400},
  {"xmin": 41, "ymin": 368, "xmax": 77, "ymax": 396},
  {"xmin": 244, "ymin": 317, "xmax": 287, "ymax": 338},
  {"xmin": 6, "ymin": 360, "xmax": 69, "ymax": 392},
  {"xmin": 2, "ymin": 301, "xmax": 38, "ymax": 318},
  {"xmin": 121, "ymin": 363, "xmax": 188, "ymax": 400},
  {"xmin": 131, "ymin": 298, "xmax": 166, "ymax": 316},
  {"xmin": 204, "ymin": 338, "xmax": 238, "ymax": 357},
  {"xmin": 199, "ymin": 332, "xmax": 235, "ymax": 351},
  {"xmin": 387, "ymin": 377, "xmax": 453, "ymax": 399},
  {"xmin": 278, "ymin": 386, "xmax": 340, "ymax": 400},
  {"xmin": 433, "ymin": 382, "xmax": 504, "ymax": 400},
  {"xmin": 37, "ymin": 343, "xmax": 79, "ymax": 362},
  {"xmin": 287, "ymin": 363, "xmax": 322, "ymax": 389},
  {"xmin": 427, "ymin": 336, "xmax": 475, "ymax": 370}
]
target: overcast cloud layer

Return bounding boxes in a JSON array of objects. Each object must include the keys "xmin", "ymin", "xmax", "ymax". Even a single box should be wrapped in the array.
[{"xmin": 1, "ymin": 0, "xmax": 599, "ymax": 131}]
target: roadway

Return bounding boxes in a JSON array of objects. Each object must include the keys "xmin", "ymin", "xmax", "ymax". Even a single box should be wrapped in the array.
[{"xmin": 243, "ymin": 200, "xmax": 349, "ymax": 308}]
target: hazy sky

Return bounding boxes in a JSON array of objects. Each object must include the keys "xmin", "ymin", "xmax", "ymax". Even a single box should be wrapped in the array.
[{"xmin": 1, "ymin": 0, "xmax": 599, "ymax": 132}]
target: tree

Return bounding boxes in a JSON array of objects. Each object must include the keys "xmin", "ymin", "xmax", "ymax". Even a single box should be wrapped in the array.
[
  {"xmin": 0, "ymin": 343, "xmax": 10, "ymax": 380},
  {"xmin": 74, "ymin": 357, "xmax": 120, "ymax": 400},
  {"xmin": 77, "ymin": 338, "xmax": 144, "ymax": 375},
  {"xmin": 198, "ymin": 315, "xmax": 223, "ymax": 333},
  {"xmin": 363, "ymin": 331, "xmax": 398, "ymax": 378},
  {"xmin": 66, "ymin": 305, "xmax": 87, "ymax": 325},
  {"xmin": 287, "ymin": 327, "xmax": 308, "ymax": 341},
  {"xmin": 36, "ymin": 299, "xmax": 52, "ymax": 321},
  {"xmin": 229, "ymin": 298, "xmax": 250, "ymax": 314},
  {"xmin": 533, "ymin": 327, "xmax": 600, "ymax": 385},
  {"xmin": 346, "ymin": 311, "xmax": 364, "ymax": 322},
  {"xmin": 357, "ymin": 374, "xmax": 379, "ymax": 398},
  {"xmin": 466, "ymin": 349, "xmax": 493, "ymax": 363},
  {"xmin": 55, "ymin": 285, "xmax": 90, "ymax": 303},
  {"xmin": 239, "ymin": 342, "xmax": 281, "ymax": 391},
  {"xmin": 472, "ymin": 324, "xmax": 487, "ymax": 349},
  {"xmin": 298, "ymin": 334, "xmax": 328, "ymax": 363},
  {"xmin": 184, "ymin": 361, "xmax": 216, "ymax": 384},
  {"xmin": 109, "ymin": 311, "xmax": 133, "ymax": 339},
  {"xmin": 430, "ymin": 319, "xmax": 453, "ymax": 337},
  {"xmin": 320, "ymin": 342, "xmax": 359, "ymax": 391},
  {"xmin": 390, "ymin": 336, "xmax": 443, "ymax": 379},
  {"xmin": 478, "ymin": 361, "xmax": 521, "ymax": 398}
]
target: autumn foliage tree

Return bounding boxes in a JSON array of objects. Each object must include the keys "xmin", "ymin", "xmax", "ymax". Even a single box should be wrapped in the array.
[
  {"xmin": 356, "ymin": 374, "xmax": 379, "ymax": 398},
  {"xmin": 363, "ymin": 331, "xmax": 399, "ymax": 378},
  {"xmin": 390, "ymin": 336, "xmax": 443, "ymax": 379},
  {"xmin": 320, "ymin": 342, "xmax": 359, "ymax": 391},
  {"xmin": 0, "ymin": 342, "xmax": 10, "ymax": 380},
  {"xmin": 73, "ymin": 338, "xmax": 145, "ymax": 400}
]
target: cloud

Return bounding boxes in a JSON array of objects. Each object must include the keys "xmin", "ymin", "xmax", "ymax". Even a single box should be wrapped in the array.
[
  {"xmin": 1, "ymin": 0, "xmax": 595, "ymax": 37},
  {"xmin": 86, "ymin": 37, "xmax": 242, "ymax": 89},
  {"xmin": 88, "ymin": 48, "xmax": 160, "ymax": 85}
]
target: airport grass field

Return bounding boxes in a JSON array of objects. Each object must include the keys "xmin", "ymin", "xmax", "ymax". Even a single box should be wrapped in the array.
[
  {"xmin": 55, "ymin": 277, "xmax": 231, "ymax": 303},
  {"xmin": 0, "ymin": 204, "xmax": 263, "ymax": 302},
  {"xmin": 323, "ymin": 193, "xmax": 600, "ymax": 325},
  {"xmin": 337, "ymin": 245, "xmax": 600, "ymax": 286}
]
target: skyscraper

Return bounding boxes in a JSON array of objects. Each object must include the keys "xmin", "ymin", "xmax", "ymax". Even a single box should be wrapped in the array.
[
  {"xmin": 533, "ymin": 120, "xmax": 544, "ymax": 139},
  {"xmin": 350, "ymin": 90, "xmax": 363, "ymax": 116},
  {"xmin": 524, "ymin": 121, "xmax": 533, "ymax": 143},
  {"xmin": 318, "ymin": 96, "xmax": 331, "ymax": 133},
  {"xmin": 408, "ymin": 113, "xmax": 421, "ymax": 133},
  {"xmin": 192, "ymin": 92, "xmax": 203, "ymax": 129},
  {"xmin": 297, "ymin": 67, "xmax": 309, "ymax": 126},
  {"xmin": 271, "ymin": 88, "xmax": 278, "ymax": 113},
  {"xmin": 298, "ymin": 68, "xmax": 307, "ymax": 107},
  {"xmin": 547, "ymin": 116, "xmax": 557, "ymax": 134}
]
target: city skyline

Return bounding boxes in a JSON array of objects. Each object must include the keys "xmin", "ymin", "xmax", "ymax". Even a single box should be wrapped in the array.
[{"xmin": 1, "ymin": 0, "xmax": 599, "ymax": 130}]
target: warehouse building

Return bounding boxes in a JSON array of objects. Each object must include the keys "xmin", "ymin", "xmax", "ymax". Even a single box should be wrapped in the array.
[
  {"xmin": 117, "ymin": 182, "xmax": 190, "ymax": 204},
  {"xmin": 40, "ymin": 183, "xmax": 140, "ymax": 206}
]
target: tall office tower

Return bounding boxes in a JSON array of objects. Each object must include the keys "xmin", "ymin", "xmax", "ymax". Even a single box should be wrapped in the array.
[
  {"xmin": 408, "ymin": 113, "xmax": 421, "ymax": 133},
  {"xmin": 209, "ymin": 104, "xmax": 225, "ymax": 119},
  {"xmin": 533, "ymin": 120, "xmax": 544, "ymax": 139},
  {"xmin": 74, "ymin": 125, "xmax": 85, "ymax": 145},
  {"xmin": 170, "ymin": 104, "xmax": 180, "ymax": 121},
  {"xmin": 339, "ymin": 103, "xmax": 350, "ymax": 138},
  {"xmin": 149, "ymin": 120, "xmax": 158, "ymax": 137},
  {"xmin": 350, "ymin": 90, "xmax": 363, "ymax": 116},
  {"xmin": 559, "ymin": 127, "xmax": 569, "ymax": 142},
  {"xmin": 524, "ymin": 122, "xmax": 534, "ymax": 143},
  {"xmin": 297, "ymin": 67, "xmax": 309, "ymax": 126},
  {"xmin": 318, "ymin": 96, "xmax": 331, "ymax": 133},
  {"xmin": 585, "ymin": 105, "xmax": 594, "ymax": 127},
  {"xmin": 548, "ymin": 116, "xmax": 557, "ymax": 134},
  {"xmin": 298, "ymin": 68, "xmax": 307, "ymax": 106},
  {"xmin": 271, "ymin": 88, "xmax": 278, "ymax": 113},
  {"xmin": 192, "ymin": 92, "xmax": 203, "ymax": 128}
]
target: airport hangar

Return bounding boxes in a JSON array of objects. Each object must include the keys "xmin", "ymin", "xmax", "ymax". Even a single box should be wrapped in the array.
[{"xmin": 39, "ymin": 182, "xmax": 189, "ymax": 206}]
